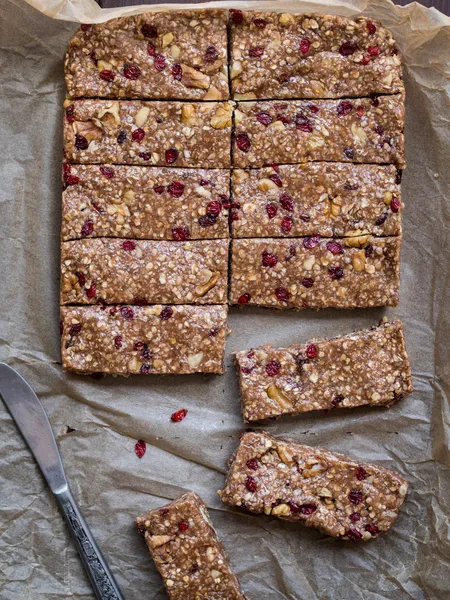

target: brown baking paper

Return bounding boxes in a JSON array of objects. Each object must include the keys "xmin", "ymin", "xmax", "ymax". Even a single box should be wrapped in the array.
[{"xmin": 1, "ymin": 0, "xmax": 449, "ymax": 598}]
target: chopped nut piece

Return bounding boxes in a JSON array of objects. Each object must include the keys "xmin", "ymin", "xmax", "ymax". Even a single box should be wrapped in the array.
[{"xmin": 181, "ymin": 64, "xmax": 210, "ymax": 90}]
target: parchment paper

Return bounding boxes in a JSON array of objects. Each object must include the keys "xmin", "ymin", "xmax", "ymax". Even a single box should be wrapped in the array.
[{"xmin": 1, "ymin": 0, "xmax": 450, "ymax": 598}]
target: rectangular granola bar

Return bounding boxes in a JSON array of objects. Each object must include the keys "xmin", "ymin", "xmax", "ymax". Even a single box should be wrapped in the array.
[
  {"xmin": 61, "ymin": 305, "xmax": 228, "ymax": 374},
  {"xmin": 66, "ymin": 11, "xmax": 229, "ymax": 100},
  {"xmin": 61, "ymin": 239, "xmax": 229, "ymax": 305},
  {"xmin": 230, "ymin": 12, "xmax": 403, "ymax": 100},
  {"xmin": 235, "ymin": 320, "xmax": 412, "ymax": 422},
  {"xmin": 231, "ymin": 163, "xmax": 402, "ymax": 238},
  {"xmin": 135, "ymin": 492, "xmax": 246, "ymax": 599},
  {"xmin": 63, "ymin": 100, "xmax": 232, "ymax": 168},
  {"xmin": 229, "ymin": 236, "xmax": 400, "ymax": 309},
  {"xmin": 218, "ymin": 431, "xmax": 408, "ymax": 541},
  {"xmin": 233, "ymin": 94, "xmax": 405, "ymax": 168},
  {"xmin": 62, "ymin": 165, "xmax": 230, "ymax": 241}
]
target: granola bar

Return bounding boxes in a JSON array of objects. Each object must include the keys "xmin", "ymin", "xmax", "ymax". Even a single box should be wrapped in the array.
[
  {"xmin": 66, "ymin": 11, "xmax": 229, "ymax": 100},
  {"xmin": 63, "ymin": 99, "xmax": 232, "ymax": 168},
  {"xmin": 61, "ymin": 305, "xmax": 228, "ymax": 374},
  {"xmin": 230, "ymin": 11, "xmax": 402, "ymax": 100},
  {"xmin": 136, "ymin": 492, "xmax": 246, "ymax": 599},
  {"xmin": 218, "ymin": 431, "xmax": 408, "ymax": 541},
  {"xmin": 233, "ymin": 94, "xmax": 405, "ymax": 168},
  {"xmin": 62, "ymin": 165, "xmax": 230, "ymax": 241},
  {"xmin": 61, "ymin": 239, "xmax": 229, "ymax": 305},
  {"xmin": 229, "ymin": 236, "xmax": 400, "ymax": 309},
  {"xmin": 235, "ymin": 320, "xmax": 412, "ymax": 422},
  {"xmin": 231, "ymin": 163, "xmax": 402, "ymax": 238}
]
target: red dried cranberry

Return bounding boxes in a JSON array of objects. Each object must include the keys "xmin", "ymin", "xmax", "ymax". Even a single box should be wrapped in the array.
[
  {"xmin": 167, "ymin": 181, "xmax": 185, "ymax": 198},
  {"xmin": 133, "ymin": 340, "xmax": 145, "ymax": 351},
  {"xmin": 114, "ymin": 335, "xmax": 122, "ymax": 349},
  {"xmin": 299, "ymin": 503, "xmax": 317, "ymax": 515},
  {"xmin": 375, "ymin": 213, "xmax": 388, "ymax": 226},
  {"xmin": 253, "ymin": 18, "xmax": 267, "ymax": 28},
  {"xmin": 109, "ymin": 306, "xmax": 118, "ymax": 315},
  {"xmin": 178, "ymin": 521, "xmax": 189, "ymax": 532},
  {"xmin": 339, "ymin": 41, "xmax": 358, "ymax": 56},
  {"xmin": 206, "ymin": 200, "xmax": 222, "ymax": 216},
  {"xmin": 205, "ymin": 45, "xmax": 219, "ymax": 62},
  {"xmin": 160, "ymin": 306, "xmax": 173, "ymax": 320},
  {"xmin": 368, "ymin": 45, "xmax": 381, "ymax": 56},
  {"xmin": 270, "ymin": 163, "xmax": 279, "ymax": 173},
  {"xmin": 344, "ymin": 148, "xmax": 355, "ymax": 159},
  {"xmin": 306, "ymin": 344, "xmax": 318, "ymax": 359},
  {"xmin": 256, "ymin": 112, "xmax": 273, "ymax": 126},
  {"xmin": 147, "ymin": 42, "xmax": 156, "ymax": 57},
  {"xmin": 133, "ymin": 297, "xmax": 147, "ymax": 306},
  {"xmin": 280, "ymin": 193, "xmax": 294, "ymax": 212},
  {"xmin": 81, "ymin": 219, "xmax": 94, "ymax": 237},
  {"xmin": 295, "ymin": 113, "xmax": 313, "ymax": 133},
  {"xmin": 140, "ymin": 363, "xmax": 151, "ymax": 374},
  {"xmin": 240, "ymin": 366, "xmax": 254, "ymax": 374},
  {"xmin": 135, "ymin": 440, "xmax": 146, "ymax": 458},
  {"xmin": 245, "ymin": 476, "xmax": 257, "ymax": 492},
  {"xmin": 236, "ymin": 133, "xmax": 251, "ymax": 152},
  {"xmin": 230, "ymin": 9, "xmax": 243, "ymax": 24},
  {"xmin": 172, "ymin": 63, "xmax": 182, "ymax": 81},
  {"xmin": 165, "ymin": 148, "xmax": 178, "ymax": 164},
  {"xmin": 337, "ymin": 100, "xmax": 353, "ymax": 117},
  {"xmin": 367, "ymin": 20, "xmax": 377, "ymax": 34},
  {"xmin": 299, "ymin": 38, "xmax": 311, "ymax": 54},
  {"xmin": 209, "ymin": 326, "xmax": 221, "ymax": 338},
  {"xmin": 276, "ymin": 113, "xmax": 291, "ymax": 125},
  {"xmin": 121, "ymin": 306, "xmax": 134, "ymax": 320},
  {"xmin": 266, "ymin": 203, "xmax": 278, "ymax": 219},
  {"xmin": 374, "ymin": 124, "xmax": 384, "ymax": 135},
  {"xmin": 365, "ymin": 245, "xmax": 374, "ymax": 257},
  {"xmin": 141, "ymin": 23, "xmax": 158, "ymax": 38},
  {"xmin": 86, "ymin": 282, "xmax": 96, "ymax": 298},
  {"xmin": 356, "ymin": 106, "xmax": 365, "ymax": 118},
  {"xmin": 360, "ymin": 55, "xmax": 371, "ymax": 65},
  {"xmin": 172, "ymin": 226, "xmax": 189, "ymax": 241},
  {"xmin": 303, "ymin": 235, "xmax": 320, "ymax": 249},
  {"xmin": 117, "ymin": 130, "xmax": 127, "ymax": 144},
  {"xmin": 122, "ymin": 240, "xmax": 136, "ymax": 251},
  {"xmin": 308, "ymin": 104, "xmax": 319, "ymax": 114},
  {"xmin": 365, "ymin": 524, "xmax": 380, "ymax": 535},
  {"xmin": 200, "ymin": 178, "xmax": 211, "ymax": 186},
  {"xmin": 65, "ymin": 174, "xmax": 79, "ymax": 186},
  {"xmin": 171, "ymin": 408, "xmax": 187, "ymax": 422},
  {"xmin": 348, "ymin": 489, "xmax": 363, "ymax": 504},
  {"xmin": 349, "ymin": 512, "xmax": 361, "ymax": 522},
  {"xmin": 76, "ymin": 271, "xmax": 86, "ymax": 287},
  {"xmin": 80, "ymin": 24, "xmax": 91, "ymax": 31},
  {"xmin": 287, "ymin": 501, "xmax": 300, "ymax": 513},
  {"xmin": 99, "ymin": 69, "xmax": 115, "ymax": 82},
  {"xmin": 238, "ymin": 293, "xmax": 251, "ymax": 304},
  {"xmin": 249, "ymin": 46, "xmax": 265, "ymax": 58},
  {"xmin": 391, "ymin": 196, "xmax": 400, "ymax": 213},
  {"xmin": 138, "ymin": 152, "xmax": 151, "ymax": 161},
  {"xmin": 265, "ymin": 360, "xmax": 281, "ymax": 376},
  {"xmin": 123, "ymin": 64, "xmax": 141, "ymax": 79},
  {"xmin": 66, "ymin": 105, "xmax": 75, "ymax": 123},
  {"xmin": 92, "ymin": 204, "xmax": 103, "ymax": 213},
  {"xmin": 275, "ymin": 286, "xmax": 290, "ymax": 303},
  {"xmin": 266, "ymin": 174, "xmax": 282, "ymax": 189},
  {"xmin": 198, "ymin": 213, "xmax": 218, "ymax": 227},
  {"xmin": 326, "ymin": 241, "xmax": 343, "ymax": 255},
  {"xmin": 301, "ymin": 277, "xmax": 314, "ymax": 288},
  {"xmin": 154, "ymin": 185, "xmax": 165, "ymax": 194},
  {"xmin": 346, "ymin": 528, "xmax": 363, "ymax": 541},
  {"xmin": 328, "ymin": 265, "xmax": 344, "ymax": 280},
  {"xmin": 262, "ymin": 251, "xmax": 278, "ymax": 268},
  {"xmin": 100, "ymin": 166, "xmax": 114, "ymax": 179},
  {"xmin": 69, "ymin": 323, "xmax": 82, "ymax": 336},
  {"xmin": 246, "ymin": 458, "xmax": 259, "ymax": 471},
  {"xmin": 280, "ymin": 217, "xmax": 293, "ymax": 233},
  {"xmin": 356, "ymin": 466, "xmax": 367, "ymax": 481},
  {"xmin": 75, "ymin": 134, "xmax": 89, "ymax": 150},
  {"xmin": 132, "ymin": 128, "xmax": 145, "ymax": 142},
  {"xmin": 154, "ymin": 54, "xmax": 166, "ymax": 72},
  {"xmin": 299, "ymin": 213, "xmax": 310, "ymax": 222}
]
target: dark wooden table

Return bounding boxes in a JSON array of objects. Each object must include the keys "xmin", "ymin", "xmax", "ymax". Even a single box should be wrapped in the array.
[{"xmin": 98, "ymin": 0, "xmax": 450, "ymax": 16}]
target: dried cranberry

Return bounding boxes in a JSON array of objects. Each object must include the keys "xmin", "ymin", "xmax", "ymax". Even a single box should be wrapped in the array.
[
  {"xmin": 132, "ymin": 128, "xmax": 145, "ymax": 142},
  {"xmin": 349, "ymin": 512, "xmax": 361, "ymax": 522},
  {"xmin": 86, "ymin": 282, "xmax": 96, "ymax": 298},
  {"xmin": 100, "ymin": 166, "xmax": 114, "ymax": 179},
  {"xmin": 365, "ymin": 524, "xmax": 380, "ymax": 535},
  {"xmin": 262, "ymin": 251, "xmax": 278, "ymax": 268},
  {"xmin": 167, "ymin": 181, "xmax": 185, "ymax": 198},
  {"xmin": 249, "ymin": 46, "xmax": 265, "ymax": 58},
  {"xmin": 178, "ymin": 521, "xmax": 189, "ymax": 532},
  {"xmin": 99, "ymin": 69, "xmax": 115, "ymax": 82},
  {"xmin": 230, "ymin": 9, "xmax": 243, "ymax": 24},
  {"xmin": 356, "ymin": 466, "xmax": 367, "ymax": 481},
  {"xmin": 123, "ymin": 64, "xmax": 141, "ymax": 79},
  {"xmin": 287, "ymin": 501, "xmax": 300, "ymax": 513},
  {"xmin": 339, "ymin": 41, "xmax": 358, "ymax": 56},
  {"xmin": 76, "ymin": 271, "xmax": 86, "ymax": 287},
  {"xmin": 275, "ymin": 286, "xmax": 290, "ymax": 303},
  {"xmin": 209, "ymin": 326, "xmax": 221, "ymax": 338},
  {"xmin": 299, "ymin": 38, "xmax": 311, "ymax": 54},
  {"xmin": 114, "ymin": 335, "xmax": 122, "ymax": 349},
  {"xmin": 265, "ymin": 360, "xmax": 281, "ymax": 376},
  {"xmin": 246, "ymin": 458, "xmax": 259, "ymax": 471},
  {"xmin": 69, "ymin": 323, "xmax": 82, "ymax": 336},
  {"xmin": 238, "ymin": 293, "xmax": 251, "ymax": 304},
  {"xmin": 368, "ymin": 45, "xmax": 381, "ymax": 56},
  {"xmin": 135, "ymin": 440, "xmax": 146, "ymax": 458},
  {"xmin": 240, "ymin": 366, "xmax": 254, "ymax": 374},
  {"xmin": 80, "ymin": 24, "xmax": 91, "ymax": 31},
  {"xmin": 205, "ymin": 45, "xmax": 219, "ymax": 62},
  {"xmin": 236, "ymin": 133, "xmax": 251, "ymax": 152},
  {"xmin": 356, "ymin": 106, "xmax": 365, "ymax": 118},
  {"xmin": 344, "ymin": 148, "xmax": 355, "ymax": 159},
  {"xmin": 306, "ymin": 344, "xmax": 318, "ymax": 359},
  {"xmin": 154, "ymin": 185, "xmax": 165, "ymax": 194},
  {"xmin": 346, "ymin": 528, "xmax": 363, "ymax": 541},
  {"xmin": 360, "ymin": 55, "xmax": 371, "ymax": 65},
  {"xmin": 295, "ymin": 113, "xmax": 313, "ymax": 133},
  {"xmin": 253, "ymin": 18, "xmax": 267, "ymax": 28},
  {"xmin": 375, "ymin": 213, "xmax": 388, "ymax": 226},
  {"xmin": 270, "ymin": 163, "xmax": 279, "ymax": 173},
  {"xmin": 138, "ymin": 152, "xmax": 151, "ymax": 161},
  {"xmin": 147, "ymin": 42, "xmax": 156, "ymax": 57},
  {"xmin": 280, "ymin": 193, "xmax": 294, "ymax": 211},
  {"xmin": 301, "ymin": 277, "xmax": 314, "ymax": 288},
  {"xmin": 81, "ymin": 219, "xmax": 94, "ymax": 237},
  {"xmin": 75, "ymin": 134, "xmax": 89, "ymax": 150},
  {"xmin": 200, "ymin": 178, "xmax": 211, "ymax": 186},
  {"xmin": 349, "ymin": 489, "xmax": 363, "ymax": 504},
  {"xmin": 367, "ymin": 20, "xmax": 377, "ymax": 34},
  {"xmin": 365, "ymin": 245, "xmax": 374, "ymax": 257},
  {"xmin": 172, "ymin": 63, "xmax": 182, "ymax": 81},
  {"xmin": 303, "ymin": 235, "xmax": 320, "ymax": 249},
  {"xmin": 140, "ymin": 363, "xmax": 151, "ymax": 374},
  {"xmin": 266, "ymin": 203, "xmax": 277, "ymax": 219},
  {"xmin": 328, "ymin": 265, "xmax": 344, "ymax": 280},
  {"xmin": 299, "ymin": 503, "xmax": 317, "ymax": 515},
  {"xmin": 133, "ymin": 297, "xmax": 147, "ymax": 306},
  {"xmin": 109, "ymin": 306, "xmax": 118, "ymax": 316},
  {"xmin": 160, "ymin": 306, "xmax": 173, "ymax": 320},
  {"xmin": 141, "ymin": 23, "xmax": 158, "ymax": 38},
  {"xmin": 66, "ymin": 105, "xmax": 75, "ymax": 123},
  {"xmin": 391, "ymin": 196, "xmax": 400, "ymax": 213},
  {"xmin": 171, "ymin": 408, "xmax": 187, "ymax": 422},
  {"xmin": 117, "ymin": 130, "xmax": 127, "ymax": 144},
  {"xmin": 154, "ymin": 54, "xmax": 166, "ymax": 72},
  {"xmin": 245, "ymin": 476, "xmax": 257, "ymax": 492},
  {"xmin": 371, "ymin": 94, "xmax": 380, "ymax": 107},
  {"xmin": 172, "ymin": 226, "xmax": 189, "ymax": 241},
  {"xmin": 122, "ymin": 240, "xmax": 136, "ymax": 251},
  {"xmin": 276, "ymin": 113, "xmax": 291, "ymax": 125},
  {"xmin": 65, "ymin": 174, "xmax": 79, "ymax": 186},
  {"xmin": 280, "ymin": 217, "xmax": 293, "ymax": 233},
  {"xmin": 326, "ymin": 241, "xmax": 343, "ymax": 255},
  {"xmin": 337, "ymin": 100, "xmax": 353, "ymax": 117},
  {"xmin": 121, "ymin": 307, "xmax": 134, "ymax": 320},
  {"xmin": 206, "ymin": 200, "xmax": 222, "ymax": 216},
  {"xmin": 299, "ymin": 213, "xmax": 310, "ymax": 222},
  {"xmin": 374, "ymin": 124, "xmax": 384, "ymax": 135},
  {"xmin": 165, "ymin": 148, "xmax": 178, "ymax": 164},
  {"xmin": 256, "ymin": 112, "xmax": 273, "ymax": 126}
]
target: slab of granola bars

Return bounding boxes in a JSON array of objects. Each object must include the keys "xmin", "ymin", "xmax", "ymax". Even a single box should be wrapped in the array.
[
  {"xmin": 61, "ymin": 239, "xmax": 229, "ymax": 305},
  {"xmin": 66, "ymin": 11, "xmax": 229, "ymax": 100},
  {"xmin": 218, "ymin": 431, "xmax": 408, "ymax": 541},
  {"xmin": 136, "ymin": 492, "xmax": 246, "ymax": 599},
  {"xmin": 231, "ymin": 163, "xmax": 402, "ymax": 238},
  {"xmin": 61, "ymin": 305, "xmax": 228, "ymax": 374},
  {"xmin": 62, "ymin": 165, "xmax": 230, "ymax": 241},
  {"xmin": 230, "ymin": 11, "xmax": 402, "ymax": 100},
  {"xmin": 230, "ymin": 236, "xmax": 400, "ymax": 309},
  {"xmin": 233, "ymin": 94, "xmax": 405, "ymax": 168},
  {"xmin": 63, "ymin": 99, "xmax": 232, "ymax": 168},
  {"xmin": 235, "ymin": 320, "xmax": 412, "ymax": 422}
]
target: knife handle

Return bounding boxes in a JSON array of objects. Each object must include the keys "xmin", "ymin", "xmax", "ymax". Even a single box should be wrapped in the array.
[{"xmin": 55, "ymin": 486, "xmax": 124, "ymax": 600}]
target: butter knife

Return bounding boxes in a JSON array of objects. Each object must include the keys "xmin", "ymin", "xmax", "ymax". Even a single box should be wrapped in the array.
[{"xmin": 0, "ymin": 363, "xmax": 124, "ymax": 600}]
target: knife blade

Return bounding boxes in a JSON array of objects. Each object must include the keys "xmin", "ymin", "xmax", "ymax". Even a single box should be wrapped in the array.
[{"xmin": 0, "ymin": 363, "xmax": 124, "ymax": 600}]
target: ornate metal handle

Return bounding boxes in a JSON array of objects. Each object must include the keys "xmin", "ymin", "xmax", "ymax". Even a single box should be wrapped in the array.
[{"xmin": 55, "ymin": 486, "xmax": 124, "ymax": 600}]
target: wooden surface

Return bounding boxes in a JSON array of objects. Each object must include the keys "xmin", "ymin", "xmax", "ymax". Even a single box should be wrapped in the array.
[{"xmin": 98, "ymin": 0, "xmax": 450, "ymax": 16}]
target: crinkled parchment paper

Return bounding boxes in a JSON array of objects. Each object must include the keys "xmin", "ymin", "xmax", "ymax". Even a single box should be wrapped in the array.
[{"xmin": 1, "ymin": 0, "xmax": 450, "ymax": 598}]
